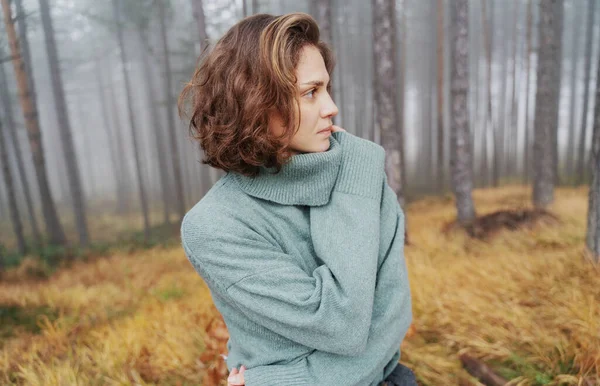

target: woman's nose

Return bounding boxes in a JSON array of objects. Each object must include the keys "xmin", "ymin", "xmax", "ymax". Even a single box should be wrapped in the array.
[{"xmin": 321, "ymin": 94, "xmax": 339, "ymax": 118}]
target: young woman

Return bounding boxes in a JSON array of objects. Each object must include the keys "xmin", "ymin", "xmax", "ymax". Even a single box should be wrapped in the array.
[{"xmin": 178, "ymin": 12, "xmax": 416, "ymax": 386}]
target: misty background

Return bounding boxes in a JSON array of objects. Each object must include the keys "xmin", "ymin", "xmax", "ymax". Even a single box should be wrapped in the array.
[{"xmin": 0, "ymin": 0, "xmax": 597, "ymax": 252}]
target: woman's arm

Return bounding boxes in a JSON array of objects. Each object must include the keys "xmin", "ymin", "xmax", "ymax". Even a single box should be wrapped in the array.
[
  {"xmin": 182, "ymin": 128, "xmax": 388, "ymax": 357},
  {"xmin": 182, "ymin": 191, "xmax": 380, "ymax": 356}
]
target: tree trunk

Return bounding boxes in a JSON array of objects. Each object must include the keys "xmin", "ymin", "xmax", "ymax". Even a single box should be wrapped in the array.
[
  {"xmin": 138, "ymin": 28, "xmax": 171, "ymax": 226},
  {"xmin": 189, "ymin": 0, "xmax": 214, "ymax": 194},
  {"xmin": 493, "ymin": 3, "xmax": 507, "ymax": 187},
  {"xmin": 310, "ymin": 0, "xmax": 331, "ymax": 44},
  {"xmin": 1, "ymin": 0, "xmax": 67, "ymax": 246},
  {"xmin": 73, "ymin": 99, "xmax": 96, "ymax": 199},
  {"xmin": 38, "ymin": 0, "xmax": 90, "ymax": 247},
  {"xmin": 190, "ymin": 0, "xmax": 209, "ymax": 52},
  {"xmin": 564, "ymin": 3, "xmax": 581, "ymax": 181},
  {"xmin": 0, "ymin": 54, "xmax": 42, "ymax": 247},
  {"xmin": 423, "ymin": 1, "xmax": 434, "ymax": 190},
  {"xmin": 576, "ymin": 0, "xmax": 596, "ymax": 185},
  {"xmin": 533, "ymin": 0, "xmax": 563, "ymax": 208},
  {"xmin": 523, "ymin": 0, "xmax": 533, "ymax": 183},
  {"xmin": 506, "ymin": 1, "xmax": 520, "ymax": 179},
  {"xmin": 14, "ymin": 0, "xmax": 36, "ymax": 114},
  {"xmin": 0, "ymin": 117, "xmax": 26, "ymax": 256},
  {"xmin": 481, "ymin": 0, "xmax": 493, "ymax": 187},
  {"xmin": 13, "ymin": 0, "xmax": 43, "ymax": 246},
  {"xmin": 333, "ymin": 8, "xmax": 345, "ymax": 129},
  {"xmin": 436, "ymin": 0, "xmax": 445, "ymax": 192},
  {"xmin": 585, "ymin": 37, "xmax": 600, "ymax": 263},
  {"xmin": 311, "ymin": 0, "xmax": 339, "ymax": 133},
  {"xmin": 450, "ymin": 0, "xmax": 477, "ymax": 226},
  {"xmin": 93, "ymin": 52, "xmax": 126, "ymax": 213},
  {"xmin": 398, "ymin": 0, "xmax": 407, "ymax": 195},
  {"xmin": 311, "ymin": 0, "xmax": 332, "ymax": 45},
  {"xmin": 0, "ymin": 179, "xmax": 7, "ymax": 222},
  {"xmin": 112, "ymin": 0, "xmax": 150, "ymax": 241},
  {"xmin": 372, "ymin": 0, "xmax": 405, "ymax": 208},
  {"xmin": 106, "ymin": 67, "xmax": 132, "ymax": 214},
  {"xmin": 158, "ymin": 1, "xmax": 186, "ymax": 221}
]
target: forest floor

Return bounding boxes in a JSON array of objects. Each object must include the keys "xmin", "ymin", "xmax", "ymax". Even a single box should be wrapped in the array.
[{"xmin": 0, "ymin": 185, "xmax": 598, "ymax": 386}]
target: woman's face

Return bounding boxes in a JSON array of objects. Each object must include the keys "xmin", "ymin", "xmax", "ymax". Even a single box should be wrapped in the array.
[{"xmin": 269, "ymin": 45, "xmax": 339, "ymax": 155}]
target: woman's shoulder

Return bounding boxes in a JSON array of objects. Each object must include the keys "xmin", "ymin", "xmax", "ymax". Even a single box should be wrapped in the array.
[{"xmin": 182, "ymin": 174, "xmax": 249, "ymax": 237}]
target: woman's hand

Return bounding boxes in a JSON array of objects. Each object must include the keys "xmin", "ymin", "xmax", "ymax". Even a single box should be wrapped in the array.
[
  {"xmin": 331, "ymin": 125, "xmax": 346, "ymax": 133},
  {"xmin": 227, "ymin": 365, "xmax": 246, "ymax": 386}
]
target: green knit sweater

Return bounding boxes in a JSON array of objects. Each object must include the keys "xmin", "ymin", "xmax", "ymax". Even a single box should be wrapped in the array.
[{"xmin": 181, "ymin": 131, "xmax": 412, "ymax": 386}]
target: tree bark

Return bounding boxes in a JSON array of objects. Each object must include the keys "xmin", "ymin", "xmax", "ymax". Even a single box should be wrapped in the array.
[
  {"xmin": 576, "ymin": 0, "xmax": 596, "ymax": 185},
  {"xmin": 493, "ymin": 3, "xmax": 507, "ymax": 187},
  {"xmin": 93, "ymin": 52, "xmax": 126, "ymax": 214},
  {"xmin": 106, "ymin": 67, "xmax": 132, "ymax": 213},
  {"xmin": 585, "ymin": 20, "xmax": 600, "ymax": 263},
  {"xmin": 398, "ymin": 0, "xmax": 407, "ymax": 194},
  {"xmin": 73, "ymin": 99, "xmax": 96, "ymax": 198},
  {"xmin": 14, "ymin": 0, "xmax": 36, "ymax": 113},
  {"xmin": 189, "ymin": 0, "xmax": 215, "ymax": 193},
  {"xmin": 158, "ymin": 1, "xmax": 186, "ymax": 221},
  {"xmin": 507, "ymin": 1, "xmax": 520, "ymax": 179},
  {"xmin": 450, "ymin": 0, "xmax": 477, "ymax": 226},
  {"xmin": 523, "ymin": 0, "xmax": 533, "ymax": 183},
  {"xmin": 481, "ymin": 0, "xmax": 493, "ymax": 187},
  {"xmin": 138, "ymin": 28, "xmax": 171, "ymax": 226},
  {"xmin": 0, "ymin": 178, "xmax": 7, "ymax": 222},
  {"xmin": 0, "ymin": 117, "xmax": 26, "ymax": 256},
  {"xmin": 38, "ymin": 0, "xmax": 90, "ymax": 247},
  {"xmin": 1, "ymin": 0, "xmax": 67, "ymax": 246},
  {"xmin": 435, "ymin": 0, "xmax": 445, "ymax": 192},
  {"xmin": 564, "ymin": 3, "xmax": 581, "ymax": 180},
  {"xmin": 423, "ymin": 1, "xmax": 435, "ymax": 189},
  {"xmin": 14, "ymin": 0, "xmax": 45, "ymax": 221},
  {"xmin": 310, "ymin": 0, "xmax": 332, "ymax": 45},
  {"xmin": 333, "ymin": 7, "xmax": 345, "ymax": 130},
  {"xmin": 190, "ymin": 0, "xmax": 209, "ymax": 53},
  {"xmin": 311, "ymin": 0, "xmax": 340, "ymax": 134},
  {"xmin": 533, "ymin": 0, "xmax": 563, "ymax": 208},
  {"xmin": 0, "ymin": 53, "xmax": 42, "ymax": 247},
  {"xmin": 112, "ymin": 0, "xmax": 150, "ymax": 240},
  {"xmin": 372, "ymin": 0, "xmax": 405, "ymax": 208}
]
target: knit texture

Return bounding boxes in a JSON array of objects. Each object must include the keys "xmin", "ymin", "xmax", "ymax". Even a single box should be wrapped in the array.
[{"xmin": 181, "ymin": 131, "xmax": 412, "ymax": 386}]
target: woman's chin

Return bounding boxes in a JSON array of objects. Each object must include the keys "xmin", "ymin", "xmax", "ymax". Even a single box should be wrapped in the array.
[
  {"xmin": 290, "ymin": 137, "xmax": 331, "ymax": 154},
  {"xmin": 311, "ymin": 139, "xmax": 331, "ymax": 153}
]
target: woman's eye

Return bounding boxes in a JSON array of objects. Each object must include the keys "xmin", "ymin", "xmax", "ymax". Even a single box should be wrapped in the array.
[{"xmin": 305, "ymin": 89, "xmax": 316, "ymax": 98}]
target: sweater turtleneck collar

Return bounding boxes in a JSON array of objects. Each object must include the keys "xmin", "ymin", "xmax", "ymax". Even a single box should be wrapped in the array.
[{"xmin": 230, "ymin": 133, "xmax": 343, "ymax": 206}]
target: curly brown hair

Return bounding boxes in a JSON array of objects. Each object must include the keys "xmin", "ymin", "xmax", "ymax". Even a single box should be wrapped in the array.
[{"xmin": 178, "ymin": 13, "xmax": 334, "ymax": 177}]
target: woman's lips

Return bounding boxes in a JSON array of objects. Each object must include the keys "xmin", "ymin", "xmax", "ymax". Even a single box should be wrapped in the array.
[{"xmin": 317, "ymin": 126, "xmax": 332, "ymax": 134}]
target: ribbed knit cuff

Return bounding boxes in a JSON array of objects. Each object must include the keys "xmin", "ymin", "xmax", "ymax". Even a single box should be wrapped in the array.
[
  {"xmin": 244, "ymin": 361, "xmax": 312, "ymax": 386},
  {"xmin": 333, "ymin": 132, "xmax": 386, "ymax": 199}
]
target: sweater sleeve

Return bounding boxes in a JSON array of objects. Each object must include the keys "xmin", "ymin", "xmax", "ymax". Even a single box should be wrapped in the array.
[
  {"xmin": 371, "ymin": 178, "xmax": 412, "ymax": 351},
  {"xmin": 182, "ymin": 133, "xmax": 389, "ymax": 358},
  {"xmin": 181, "ymin": 190, "xmax": 382, "ymax": 356}
]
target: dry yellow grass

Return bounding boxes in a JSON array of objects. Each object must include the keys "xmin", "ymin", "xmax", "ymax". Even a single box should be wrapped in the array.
[
  {"xmin": 0, "ymin": 185, "xmax": 597, "ymax": 385},
  {"xmin": 404, "ymin": 185, "xmax": 598, "ymax": 385}
]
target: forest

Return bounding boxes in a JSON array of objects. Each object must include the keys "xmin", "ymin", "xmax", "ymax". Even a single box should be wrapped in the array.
[{"xmin": 0, "ymin": 0, "xmax": 599, "ymax": 385}]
